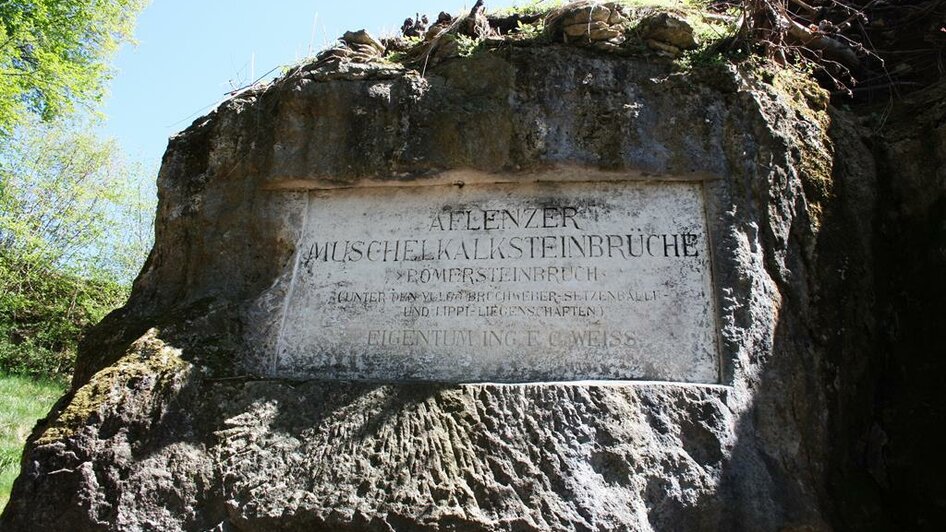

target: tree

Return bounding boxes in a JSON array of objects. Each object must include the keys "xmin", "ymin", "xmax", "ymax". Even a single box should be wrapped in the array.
[
  {"xmin": 0, "ymin": 118, "xmax": 155, "ymax": 282},
  {"xmin": 0, "ymin": 0, "xmax": 148, "ymax": 134},
  {"xmin": 0, "ymin": 117, "xmax": 154, "ymax": 378},
  {"xmin": 0, "ymin": 1, "xmax": 152, "ymax": 379}
]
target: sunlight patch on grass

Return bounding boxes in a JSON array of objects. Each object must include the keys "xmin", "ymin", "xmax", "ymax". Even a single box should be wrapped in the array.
[{"xmin": 0, "ymin": 373, "xmax": 65, "ymax": 511}]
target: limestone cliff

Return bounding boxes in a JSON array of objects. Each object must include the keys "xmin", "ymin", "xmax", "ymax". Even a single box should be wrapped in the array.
[{"xmin": 2, "ymin": 4, "xmax": 943, "ymax": 530}]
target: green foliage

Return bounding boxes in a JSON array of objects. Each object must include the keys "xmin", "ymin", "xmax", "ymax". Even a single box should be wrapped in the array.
[
  {"xmin": 513, "ymin": 19, "xmax": 546, "ymax": 39},
  {"xmin": 455, "ymin": 34, "xmax": 481, "ymax": 57},
  {"xmin": 671, "ymin": 9, "xmax": 744, "ymax": 71},
  {"xmin": 0, "ymin": 118, "xmax": 156, "ymax": 283},
  {"xmin": 0, "ymin": 119, "xmax": 153, "ymax": 379},
  {"xmin": 493, "ymin": 0, "xmax": 564, "ymax": 16},
  {"xmin": 0, "ymin": 372, "xmax": 65, "ymax": 509},
  {"xmin": 402, "ymin": 34, "xmax": 425, "ymax": 47},
  {"xmin": 0, "ymin": 251, "xmax": 127, "ymax": 378},
  {"xmin": 383, "ymin": 35, "xmax": 424, "ymax": 64},
  {"xmin": 0, "ymin": 0, "xmax": 154, "ymax": 382},
  {"xmin": 0, "ymin": 0, "xmax": 148, "ymax": 134}
]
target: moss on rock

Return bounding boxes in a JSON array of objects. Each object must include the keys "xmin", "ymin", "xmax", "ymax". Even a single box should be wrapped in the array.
[
  {"xmin": 772, "ymin": 68, "xmax": 835, "ymax": 228},
  {"xmin": 37, "ymin": 329, "xmax": 191, "ymax": 445}
]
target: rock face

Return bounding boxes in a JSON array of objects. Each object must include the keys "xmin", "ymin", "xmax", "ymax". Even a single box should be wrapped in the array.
[
  {"xmin": 2, "ymin": 22, "xmax": 942, "ymax": 532},
  {"xmin": 825, "ymin": 82, "xmax": 946, "ymax": 529}
]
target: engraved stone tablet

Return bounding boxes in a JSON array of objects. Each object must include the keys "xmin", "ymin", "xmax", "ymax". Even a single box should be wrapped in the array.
[{"xmin": 275, "ymin": 180, "xmax": 719, "ymax": 383}]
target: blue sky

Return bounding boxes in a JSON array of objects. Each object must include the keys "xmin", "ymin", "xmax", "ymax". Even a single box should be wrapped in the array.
[{"xmin": 103, "ymin": 1, "xmax": 528, "ymax": 169}]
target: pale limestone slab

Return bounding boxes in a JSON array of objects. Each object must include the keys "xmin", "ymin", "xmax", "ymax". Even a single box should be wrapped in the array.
[{"xmin": 274, "ymin": 180, "xmax": 719, "ymax": 383}]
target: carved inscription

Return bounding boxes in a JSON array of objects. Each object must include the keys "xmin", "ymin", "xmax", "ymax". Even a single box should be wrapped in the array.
[{"xmin": 276, "ymin": 181, "xmax": 719, "ymax": 383}]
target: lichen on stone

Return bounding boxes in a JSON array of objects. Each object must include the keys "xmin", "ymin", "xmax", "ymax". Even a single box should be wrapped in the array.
[
  {"xmin": 37, "ymin": 329, "xmax": 192, "ymax": 445},
  {"xmin": 771, "ymin": 68, "xmax": 835, "ymax": 228}
]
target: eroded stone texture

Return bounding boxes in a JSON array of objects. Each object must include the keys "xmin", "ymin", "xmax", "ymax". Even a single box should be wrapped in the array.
[
  {"xmin": 5, "ymin": 331, "xmax": 736, "ymax": 531},
  {"xmin": 1, "ymin": 34, "xmax": 901, "ymax": 531}
]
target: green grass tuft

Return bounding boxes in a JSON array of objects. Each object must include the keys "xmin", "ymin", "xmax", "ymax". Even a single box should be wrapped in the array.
[
  {"xmin": 0, "ymin": 373, "xmax": 65, "ymax": 512},
  {"xmin": 492, "ymin": 0, "xmax": 565, "ymax": 17}
]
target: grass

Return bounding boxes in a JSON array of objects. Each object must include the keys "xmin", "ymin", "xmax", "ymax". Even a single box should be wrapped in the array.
[
  {"xmin": 493, "ymin": 0, "xmax": 564, "ymax": 16},
  {"xmin": 0, "ymin": 373, "xmax": 65, "ymax": 511}
]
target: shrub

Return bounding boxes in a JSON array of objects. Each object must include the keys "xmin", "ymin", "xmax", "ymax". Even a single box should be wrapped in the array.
[{"xmin": 0, "ymin": 252, "xmax": 127, "ymax": 379}]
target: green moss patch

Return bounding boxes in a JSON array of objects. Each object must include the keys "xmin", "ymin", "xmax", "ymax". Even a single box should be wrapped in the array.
[{"xmin": 36, "ymin": 330, "xmax": 190, "ymax": 445}]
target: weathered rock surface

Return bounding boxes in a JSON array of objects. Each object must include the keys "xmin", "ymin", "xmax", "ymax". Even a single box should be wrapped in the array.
[
  {"xmin": 549, "ymin": 2, "xmax": 630, "ymax": 49},
  {"xmin": 2, "ymin": 13, "xmax": 942, "ymax": 532},
  {"xmin": 823, "ymin": 81, "xmax": 946, "ymax": 529},
  {"xmin": 638, "ymin": 12, "xmax": 697, "ymax": 50}
]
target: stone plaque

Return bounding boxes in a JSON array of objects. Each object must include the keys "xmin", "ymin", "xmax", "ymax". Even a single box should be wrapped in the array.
[{"xmin": 274, "ymin": 180, "xmax": 719, "ymax": 383}]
